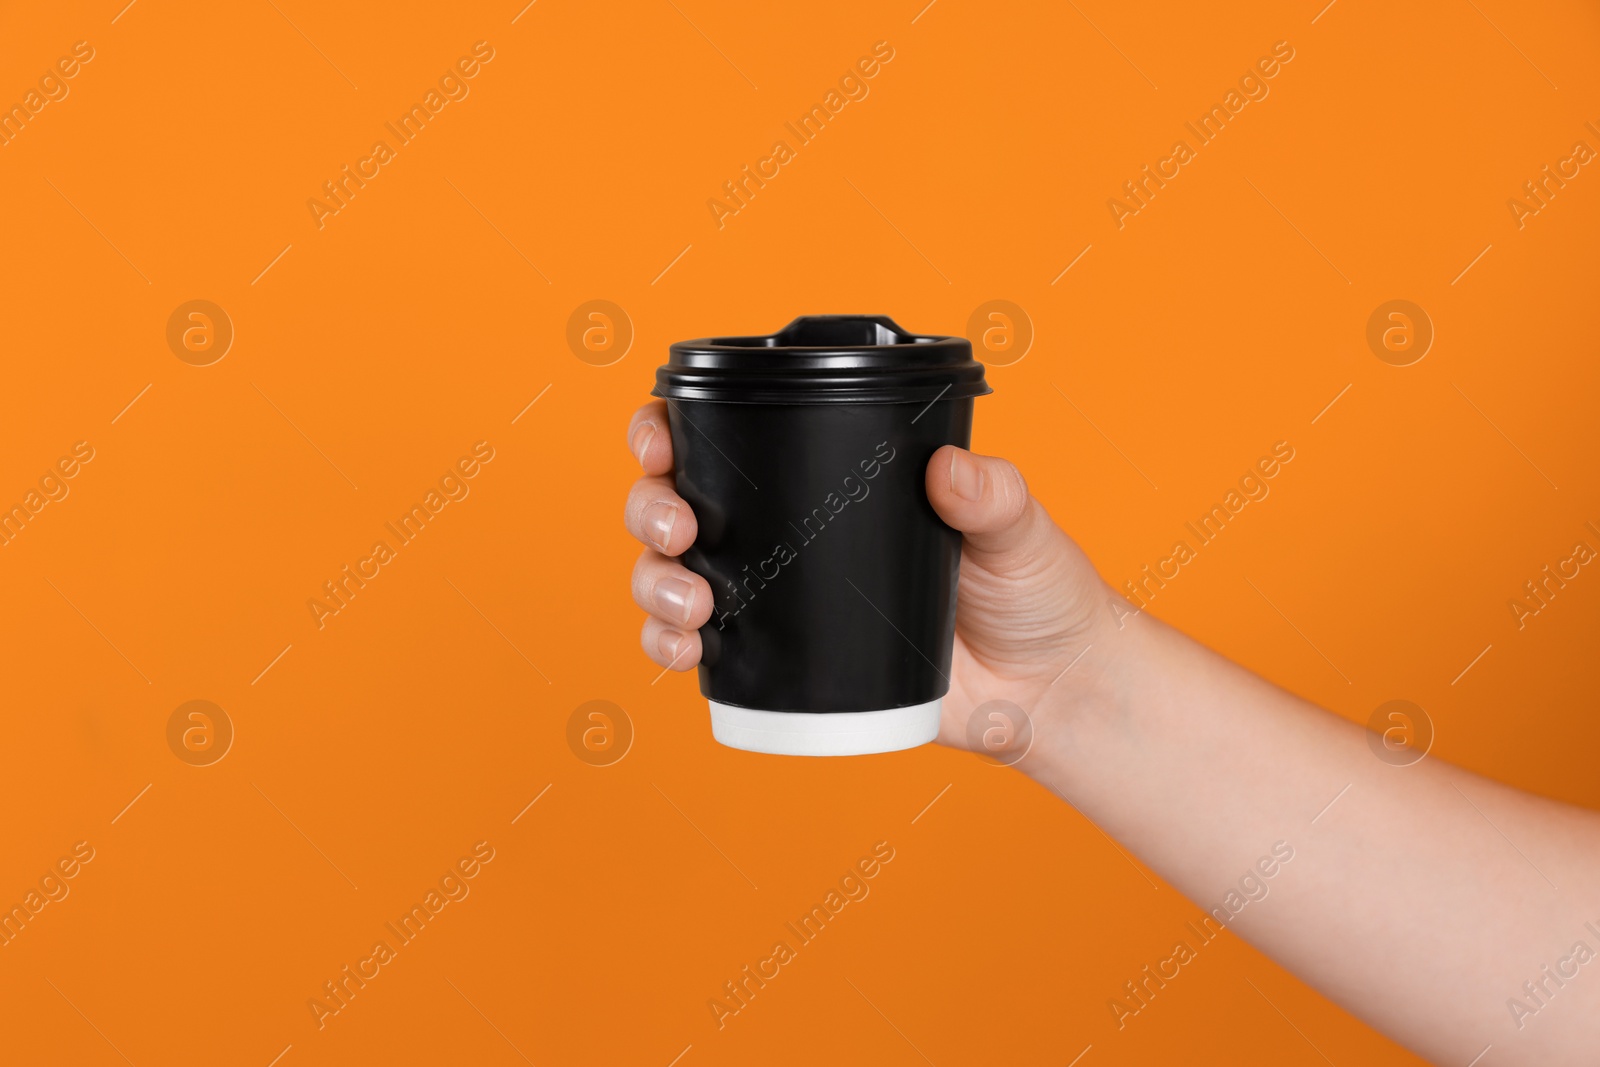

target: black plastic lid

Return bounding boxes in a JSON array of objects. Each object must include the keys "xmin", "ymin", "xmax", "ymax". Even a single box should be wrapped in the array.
[{"xmin": 654, "ymin": 315, "xmax": 992, "ymax": 405}]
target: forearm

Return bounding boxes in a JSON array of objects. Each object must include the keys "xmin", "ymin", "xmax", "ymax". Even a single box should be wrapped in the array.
[{"xmin": 1028, "ymin": 591, "xmax": 1600, "ymax": 1064}]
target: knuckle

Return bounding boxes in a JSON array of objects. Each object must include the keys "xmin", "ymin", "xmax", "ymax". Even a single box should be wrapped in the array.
[
  {"xmin": 623, "ymin": 481, "xmax": 647, "ymax": 523},
  {"xmin": 624, "ymin": 478, "xmax": 670, "ymax": 531}
]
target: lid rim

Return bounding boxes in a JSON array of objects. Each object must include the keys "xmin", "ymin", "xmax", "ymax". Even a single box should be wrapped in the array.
[
  {"xmin": 651, "ymin": 382, "xmax": 994, "ymax": 405},
  {"xmin": 658, "ymin": 315, "xmax": 989, "ymax": 405},
  {"xmin": 669, "ymin": 336, "xmax": 969, "ymax": 356}
]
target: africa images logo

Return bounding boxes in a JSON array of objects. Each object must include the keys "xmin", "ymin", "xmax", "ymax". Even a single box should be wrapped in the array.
[
  {"xmin": 705, "ymin": 41, "xmax": 896, "ymax": 229},
  {"xmin": 1106, "ymin": 40, "xmax": 1296, "ymax": 229},
  {"xmin": 307, "ymin": 442, "xmax": 496, "ymax": 629},
  {"xmin": 707, "ymin": 842, "xmax": 895, "ymax": 1029},
  {"xmin": 306, "ymin": 42, "xmax": 496, "ymax": 229},
  {"xmin": 711, "ymin": 441, "xmax": 895, "ymax": 629},
  {"xmin": 307, "ymin": 841, "xmax": 496, "ymax": 1029}
]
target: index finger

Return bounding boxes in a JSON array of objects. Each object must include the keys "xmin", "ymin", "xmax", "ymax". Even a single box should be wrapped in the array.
[{"xmin": 626, "ymin": 400, "xmax": 674, "ymax": 477}]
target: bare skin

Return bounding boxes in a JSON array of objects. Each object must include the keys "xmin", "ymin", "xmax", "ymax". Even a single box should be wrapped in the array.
[{"xmin": 624, "ymin": 399, "xmax": 1600, "ymax": 1066}]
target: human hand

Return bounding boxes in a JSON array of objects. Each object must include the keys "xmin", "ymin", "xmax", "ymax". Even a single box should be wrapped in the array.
[
  {"xmin": 623, "ymin": 400, "xmax": 716, "ymax": 677},
  {"xmin": 622, "ymin": 399, "xmax": 1120, "ymax": 756}
]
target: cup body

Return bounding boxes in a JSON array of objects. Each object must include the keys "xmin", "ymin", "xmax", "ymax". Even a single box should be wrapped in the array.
[{"xmin": 654, "ymin": 316, "xmax": 988, "ymax": 756}]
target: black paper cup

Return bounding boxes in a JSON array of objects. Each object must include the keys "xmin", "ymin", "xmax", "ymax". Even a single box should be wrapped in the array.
[{"xmin": 653, "ymin": 315, "xmax": 991, "ymax": 756}]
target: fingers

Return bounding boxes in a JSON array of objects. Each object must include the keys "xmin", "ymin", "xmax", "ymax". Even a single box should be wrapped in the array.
[
  {"xmin": 632, "ymin": 549, "xmax": 715, "ymax": 630},
  {"xmin": 925, "ymin": 445, "xmax": 1050, "ymax": 560},
  {"xmin": 624, "ymin": 476, "xmax": 698, "ymax": 556},
  {"xmin": 641, "ymin": 616, "xmax": 703, "ymax": 671},
  {"xmin": 626, "ymin": 400, "xmax": 674, "ymax": 477},
  {"xmin": 623, "ymin": 401, "xmax": 696, "ymax": 556},
  {"xmin": 627, "ymin": 401, "xmax": 702, "ymax": 672}
]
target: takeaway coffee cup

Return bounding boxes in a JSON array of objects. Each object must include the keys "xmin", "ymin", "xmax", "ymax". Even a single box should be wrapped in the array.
[{"xmin": 653, "ymin": 315, "xmax": 991, "ymax": 756}]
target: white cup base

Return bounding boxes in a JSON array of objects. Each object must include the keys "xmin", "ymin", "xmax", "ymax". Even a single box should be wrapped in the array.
[{"xmin": 708, "ymin": 700, "xmax": 942, "ymax": 756}]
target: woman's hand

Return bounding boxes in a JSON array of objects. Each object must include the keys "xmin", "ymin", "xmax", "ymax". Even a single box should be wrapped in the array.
[
  {"xmin": 622, "ymin": 399, "xmax": 1120, "ymax": 753},
  {"xmin": 623, "ymin": 400, "xmax": 716, "ymax": 676}
]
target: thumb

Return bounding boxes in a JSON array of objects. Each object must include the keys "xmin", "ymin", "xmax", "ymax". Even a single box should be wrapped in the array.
[{"xmin": 926, "ymin": 446, "xmax": 1051, "ymax": 560}]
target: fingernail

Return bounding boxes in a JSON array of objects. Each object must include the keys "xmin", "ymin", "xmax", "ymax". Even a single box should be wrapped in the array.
[
  {"xmin": 630, "ymin": 423, "xmax": 655, "ymax": 467},
  {"xmin": 949, "ymin": 450, "xmax": 984, "ymax": 502},
  {"xmin": 655, "ymin": 578, "xmax": 694, "ymax": 624},
  {"xmin": 643, "ymin": 501, "xmax": 678, "ymax": 550},
  {"xmin": 657, "ymin": 630, "xmax": 683, "ymax": 663}
]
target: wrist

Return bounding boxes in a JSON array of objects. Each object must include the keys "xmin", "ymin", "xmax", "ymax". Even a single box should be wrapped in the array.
[{"xmin": 1017, "ymin": 581, "xmax": 1153, "ymax": 789}]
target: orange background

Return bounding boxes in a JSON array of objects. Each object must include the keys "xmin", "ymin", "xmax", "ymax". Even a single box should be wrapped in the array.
[{"xmin": 2, "ymin": 1, "xmax": 1598, "ymax": 1063}]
